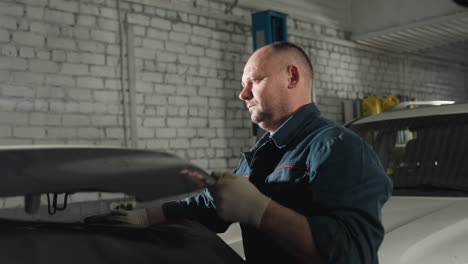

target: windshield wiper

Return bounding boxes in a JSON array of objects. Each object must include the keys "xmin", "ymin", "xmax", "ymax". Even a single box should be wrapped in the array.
[{"xmin": 394, "ymin": 184, "xmax": 468, "ymax": 195}]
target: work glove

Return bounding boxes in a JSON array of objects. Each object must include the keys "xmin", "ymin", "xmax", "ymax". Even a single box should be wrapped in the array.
[
  {"xmin": 84, "ymin": 209, "xmax": 149, "ymax": 226},
  {"xmin": 210, "ymin": 171, "xmax": 271, "ymax": 228}
]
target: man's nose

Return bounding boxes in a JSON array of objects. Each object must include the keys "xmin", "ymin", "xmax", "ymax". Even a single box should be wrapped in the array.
[{"xmin": 239, "ymin": 85, "xmax": 253, "ymax": 101}]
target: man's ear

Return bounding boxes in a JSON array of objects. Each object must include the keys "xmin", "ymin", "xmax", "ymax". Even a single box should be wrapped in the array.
[{"xmin": 287, "ymin": 65, "xmax": 300, "ymax": 89}]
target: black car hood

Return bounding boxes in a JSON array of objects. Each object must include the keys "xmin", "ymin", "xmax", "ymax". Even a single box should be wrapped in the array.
[
  {"xmin": 0, "ymin": 219, "xmax": 245, "ymax": 264},
  {"xmin": 0, "ymin": 146, "xmax": 212, "ymax": 201}
]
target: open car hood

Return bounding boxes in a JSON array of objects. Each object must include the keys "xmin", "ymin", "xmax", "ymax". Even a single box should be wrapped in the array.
[{"xmin": 0, "ymin": 146, "xmax": 213, "ymax": 201}]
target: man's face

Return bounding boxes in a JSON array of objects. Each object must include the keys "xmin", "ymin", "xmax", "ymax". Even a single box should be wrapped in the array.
[{"xmin": 240, "ymin": 49, "xmax": 289, "ymax": 132}]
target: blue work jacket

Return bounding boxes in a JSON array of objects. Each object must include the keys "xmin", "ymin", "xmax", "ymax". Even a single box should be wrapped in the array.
[{"xmin": 163, "ymin": 103, "xmax": 393, "ymax": 264}]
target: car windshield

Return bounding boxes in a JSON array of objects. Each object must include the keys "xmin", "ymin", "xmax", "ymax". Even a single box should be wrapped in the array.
[{"xmin": 350, "ymin": 112, "xmax": 468, "ymax": 196}]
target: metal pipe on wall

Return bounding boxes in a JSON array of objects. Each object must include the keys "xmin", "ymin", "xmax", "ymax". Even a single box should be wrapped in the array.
[
  {"xmin": 126, "ymin": 19, "xmax": 138, "ymax": 149},
  {"xmin": 116, "ymin": 0, "xmax": 138, "ymax": 149},
  {"xmin": 117, "ymin": 0, "xmax": 129, "ymax": 148}
]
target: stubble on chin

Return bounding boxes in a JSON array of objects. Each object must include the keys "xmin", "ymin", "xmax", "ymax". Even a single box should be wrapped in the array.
[
  {"xmin": 250, "ymin": 110, "xmax": 262, "ymax": 124},
  {"xmin": 251, "ymin": 111, "xmax": 271, "ymax": 130}
]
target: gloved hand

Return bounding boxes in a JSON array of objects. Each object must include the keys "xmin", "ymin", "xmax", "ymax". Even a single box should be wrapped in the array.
[
  {"xmin": 210, "ymin": 171, "xmax": 271, "ymax": 228},
  {"xmin": 84, "ymin": 209, "xmax": 149, "ymax": 226}
]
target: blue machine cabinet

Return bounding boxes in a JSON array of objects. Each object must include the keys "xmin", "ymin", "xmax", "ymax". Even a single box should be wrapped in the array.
[{"xmin": 251, "ymin": 10, "xmax": 288, "ymax": 50}]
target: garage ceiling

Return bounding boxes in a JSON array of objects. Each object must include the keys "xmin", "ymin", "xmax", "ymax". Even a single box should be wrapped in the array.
[
  {"xmin": 352, "ymin": 11, "xmax": 468, "ymax": 65},
  {"xmin": 349, "ymin": 0, "xmax": 468, "ymax": 66}
]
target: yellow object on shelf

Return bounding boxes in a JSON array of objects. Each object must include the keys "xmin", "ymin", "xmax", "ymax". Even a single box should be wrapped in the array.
[
  {"xmin": 361, "ymin": 96, "xmax": 382, "ymax": 117},
  {"xmin": 386, "ymin": 168, "xmax": 394, "ymax": 176},
  {"xmin": 382, "ymin": 96, "xmax": 400, "ymax": 111}
]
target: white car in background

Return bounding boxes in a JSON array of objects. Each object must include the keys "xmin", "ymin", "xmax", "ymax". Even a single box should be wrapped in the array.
[{"xmin": 348, "ymin": 101, "xmax": 468, "ymax": 264}]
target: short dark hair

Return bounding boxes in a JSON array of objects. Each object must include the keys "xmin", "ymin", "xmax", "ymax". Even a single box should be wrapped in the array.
[{"xmin": 269, "ymin": 41, "xmax": 314, "ymax": 79}]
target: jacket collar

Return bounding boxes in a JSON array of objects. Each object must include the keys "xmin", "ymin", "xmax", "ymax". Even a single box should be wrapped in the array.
[
  {"xmin": 243, "ymin": 103, "xmax": 320, "ymax": 164},
  {"xmin": 269, "ymin": 103, "xmax": 321, "ymax": 148}
]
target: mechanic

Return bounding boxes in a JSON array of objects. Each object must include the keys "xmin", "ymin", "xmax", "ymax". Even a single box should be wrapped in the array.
[{"xmin": 87, "ymin": 41, "xmax": 393, "ymax": 264}]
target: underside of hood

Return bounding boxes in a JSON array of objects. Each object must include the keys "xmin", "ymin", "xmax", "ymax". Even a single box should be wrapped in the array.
[{"xmin": 0, "ymin": 146, "xmax": 212, "ymax": 201}]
